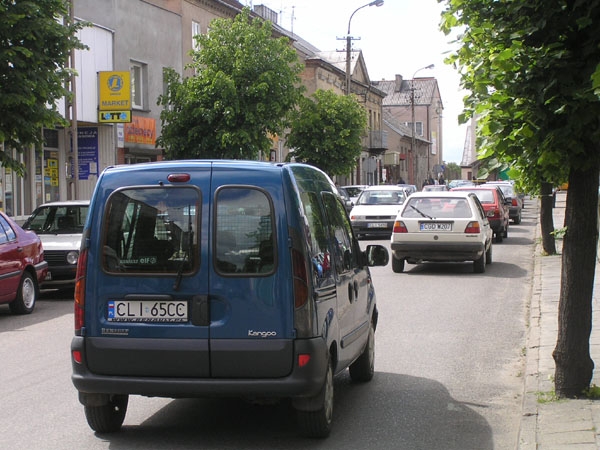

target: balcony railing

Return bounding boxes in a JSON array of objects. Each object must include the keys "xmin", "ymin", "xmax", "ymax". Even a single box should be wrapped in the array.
[{"xmin": 362, "ymin": 130, "xmax": 388, "ymax": 153}]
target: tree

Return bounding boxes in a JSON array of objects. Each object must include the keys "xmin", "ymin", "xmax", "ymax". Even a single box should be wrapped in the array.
[
  {"xmin": 441, "ymin": 0, "xmax": 600, "ymax": 397},
  {"xmin": 285, "ymin": 89, "xmax": 367, "ymax": 176},
  {"xmin": 157, "ymin": 7, "xmax": 304, "ymax": 160},
  {"xmin": 0, "ymin": 0, "xmax": 85, "ymax": 175}
]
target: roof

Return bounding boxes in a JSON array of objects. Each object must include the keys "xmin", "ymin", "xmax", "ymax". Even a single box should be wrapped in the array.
[{"xmin": 374, "ymin": 77, "xmax": 440, "ymax": 107}]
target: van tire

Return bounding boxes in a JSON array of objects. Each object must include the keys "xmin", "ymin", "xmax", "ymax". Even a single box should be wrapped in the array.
[
  {"xmin": 9, "ymin": 272, "xmax": 37, "ymax": 315},
  {"xmin": 84, "ymin": 395, "xmax": 128, "ymax": 433},
  {"xmin": 297, "ymin": 358, "xmax": 333, "ymax": 438},
  {"xmin": 349, "ymin": 323, "xmax": 375, "ymax": 382}
]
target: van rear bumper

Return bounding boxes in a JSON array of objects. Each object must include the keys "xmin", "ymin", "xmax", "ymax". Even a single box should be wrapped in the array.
[{"xmin": 71, "ymin": 336, "xmax": 328, "ymax": 400}]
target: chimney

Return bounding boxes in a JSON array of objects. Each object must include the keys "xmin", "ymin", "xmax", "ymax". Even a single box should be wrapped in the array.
[{"xmin": 394, "ymin": 74, "xmax": 403, "ymax": 92}]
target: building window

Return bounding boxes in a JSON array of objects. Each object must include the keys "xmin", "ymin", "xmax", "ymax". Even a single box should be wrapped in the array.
[
  {"xmin": 192, "ymin": 21, "xmax": 201, "ymax": 51},
  {"xmin": 130, "ymin": 61, "xmax": 147, "ymax": 110},
  {"xmin": 405, "ymin": 122, "xmax": 423, "ymax": 136}
]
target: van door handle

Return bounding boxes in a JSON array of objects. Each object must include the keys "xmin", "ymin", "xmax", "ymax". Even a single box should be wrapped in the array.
[{"xmin": 191, "ymin": 295, "xmax": 209, "ymax": 326}]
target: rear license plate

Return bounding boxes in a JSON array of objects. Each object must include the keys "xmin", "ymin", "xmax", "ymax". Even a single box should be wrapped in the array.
[
  {"xmin": 420, "ymin": 222, "xmax": 452, "ymax": 231},
  {"xmin": 107, "ymin": 300, "xmax": 188, "ymax": 323},
  {"xmin": 367, "ymin": 222, "xmax": 388, "ymax": 228}
]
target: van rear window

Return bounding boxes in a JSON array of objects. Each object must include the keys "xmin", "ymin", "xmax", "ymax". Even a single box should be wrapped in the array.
[
  {"xmin": 102, "ymin": 187, "xmax": 199, "ymax": 274},
  {"xmin": 214, "ymin": 187, "xmax": 275, "ymax": 275}
]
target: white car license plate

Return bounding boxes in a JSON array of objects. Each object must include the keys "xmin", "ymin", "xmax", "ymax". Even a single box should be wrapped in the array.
[
  {"xmin": 367, "ymin": 222, "xmax": 388, "ymax": 228},
  {"xmin": 420, "ymin": 222, "xmax": 452, "ymax": 231},
  {"xmin": 107, "ymin": 300, "xmax": 188, "ymax": 323}
]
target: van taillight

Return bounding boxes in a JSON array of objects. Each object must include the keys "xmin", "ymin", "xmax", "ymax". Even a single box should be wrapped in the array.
[
  {"xmin": 464, "ymin": 221, "xmax": 481, "ymax": 234},
  {"xmin": 393, "ymin": 220, "xmax": 407, "ymax": 233},
  {"xmin": 74, "ymin": 247, "xmax": 88, "ymax": 333},
  {"xmin": 292, "ymin": 248, "xmax": 309, "ymax": 308}
]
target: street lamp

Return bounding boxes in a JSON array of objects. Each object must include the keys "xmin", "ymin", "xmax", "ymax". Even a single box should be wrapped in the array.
[
  {"xmin": 345, "ymin": 0, "xmax": 384, "ymax": 96},
  {"xmin": 410, "ymin": 64, "xmax": 434, "ymax": 185}
]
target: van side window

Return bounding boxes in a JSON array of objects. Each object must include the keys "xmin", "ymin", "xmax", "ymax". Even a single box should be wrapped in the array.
[
  {"xmin": 299, "ymin": 191, "xmax": 334, "ymax": 287},
  {"xmin": 214, "ymin": 187, "xmax": 275, "ymax": 275},
  {"xmin": 322, "ymin": 192, "xmax": 358, "ymax": 272},
  {"xmin": 102, "ymin": 187, "xmax": 199, "ymax": 274}
]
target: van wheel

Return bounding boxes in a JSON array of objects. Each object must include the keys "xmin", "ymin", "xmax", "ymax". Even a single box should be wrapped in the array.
[
  {"xmin": 349, "ymin": 323, "xmax": 375, "ymax": 382},
  {"xmin": 391, "ymin": 256, "xmax": 405, "ymax": 273},
  {"xmin": 474, "ymin": 251, "xmax": 486, "ymax": 273},
  {"xmin": 9, "ymin": 272, "xmax": 37, "ymax": 315},
  {"xmin": 297, "ymin": 358, "xmax": 333, "ymax": 438},
  {"xmin": 84, "ymin": 395, "xmax": 128, "ymax": 433}
]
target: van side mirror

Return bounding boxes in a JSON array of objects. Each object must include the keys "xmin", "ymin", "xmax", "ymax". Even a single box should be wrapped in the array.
[{"xmin": 365, "ymin": 244, "xmax": 389, "ymax": 267}]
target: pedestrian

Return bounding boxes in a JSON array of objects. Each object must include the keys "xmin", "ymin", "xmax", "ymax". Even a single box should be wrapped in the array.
[{"xmin": 398, "ymin": 176, "xmax": 405, "ymax": 184}]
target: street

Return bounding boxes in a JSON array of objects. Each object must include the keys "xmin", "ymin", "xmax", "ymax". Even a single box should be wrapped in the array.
[{"xmin": 0, "ymin": 201, "xmax": 537, "ymax": 450}]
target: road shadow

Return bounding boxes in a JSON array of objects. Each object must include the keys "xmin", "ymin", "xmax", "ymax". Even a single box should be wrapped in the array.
[
  {"xmin": 400, "ymin": 260, "xmax": 528, "ymax": 279},
  {"xmin": 0, "ymin": 288, "xmax": 74, "ymax": 331},
  {"xmin": 96, "ymin": 372, "xmax": 492, "ymax": 450}
]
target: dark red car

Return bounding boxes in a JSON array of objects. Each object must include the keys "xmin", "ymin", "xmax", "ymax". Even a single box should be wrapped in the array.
[
  {"xmin": 450, "ymin": 186, "xmax": 510, "ymax": 242},
  {"xmin": 0, "ymin": 211, "xmax": 48, "ymax": 314}
]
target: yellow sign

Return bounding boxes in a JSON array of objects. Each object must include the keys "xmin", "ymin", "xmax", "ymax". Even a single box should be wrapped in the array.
[
  {"xmin": 98, "ymin": 110, "xmax": 132, "ymax": 123},
  {"xmin": 98, "ymin": 71, "xmax": 131, "ymax": 111}
]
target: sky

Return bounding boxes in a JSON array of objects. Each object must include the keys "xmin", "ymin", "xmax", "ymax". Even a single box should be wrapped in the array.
[{"xmin": 243, "ymin": 0, "xmax": 468, "ymax": 164}]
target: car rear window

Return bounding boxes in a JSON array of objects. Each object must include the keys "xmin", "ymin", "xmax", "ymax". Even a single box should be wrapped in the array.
[
  {"xmin": 402, "ymin": 197, "xmax": 473, "ymax": 219},
  {"xmin": 102, "ymin": 187, "xmax": 199, "ymax": 274},
  {"xmin": 214, "ymin": 187, "xmax": 275, "ymax": 276}
]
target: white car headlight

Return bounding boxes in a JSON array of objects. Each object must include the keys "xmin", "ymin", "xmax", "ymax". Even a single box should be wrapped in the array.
[{"xmin": 66, "ymin": 250, "xmax": 79, "ymax": 265}]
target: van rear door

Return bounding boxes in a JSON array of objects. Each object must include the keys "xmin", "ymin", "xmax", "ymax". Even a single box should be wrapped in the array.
[
  {"xmin": 84, "ymin": 164, "xmax": 211, "ymax": 378},
  {"xmin": 208, "ymin": 165, "xmax": 294, "ymax": 378}
]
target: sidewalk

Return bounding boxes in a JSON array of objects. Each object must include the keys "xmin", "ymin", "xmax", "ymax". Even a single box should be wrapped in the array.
[{"xmin": 518, "ymin": 190, "xmax": 600, "ymax": 449}]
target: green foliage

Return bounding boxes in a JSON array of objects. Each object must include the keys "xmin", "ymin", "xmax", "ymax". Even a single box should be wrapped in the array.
[
  {"xmin": 157, "ymin": 8, "xmax": 304, "ymax": 160},
  {"xmin": 440, "ymin": 0, "xmax": 600, "ymax": 192},
  {"xmin": 285, "ymin": 89, "xmax": 367, "ymax": 176},
  {"xmin": 0, "ymin": 0, "xmax": 86, "ymax": 175}
]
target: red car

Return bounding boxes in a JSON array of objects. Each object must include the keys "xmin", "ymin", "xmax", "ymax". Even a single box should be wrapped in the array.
[
  {"xmin": 0, "ymin": 211, "xmax": 48, "ymax": 314},
  {"xmin": 450, "ymin": 186, "xmax": 510, "ymax": 242}
]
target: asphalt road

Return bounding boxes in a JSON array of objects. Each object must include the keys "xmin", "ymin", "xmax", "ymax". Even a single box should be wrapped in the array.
[{"xmin": 0, "ymin": 201, "xmax": 537, "ymax": 450}]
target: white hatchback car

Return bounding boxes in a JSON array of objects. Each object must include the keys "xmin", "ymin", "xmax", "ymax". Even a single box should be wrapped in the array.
[
  {"xmin": 350, "ymin": 186, "xmax": 408, "ymax": 238},
  {"xmin": 22, "ymin": 200, "xmax": 90, "ymax": 289},
  {"xmin": 390, "ymin": 191, "xmax": 493, "ymax": 273}
]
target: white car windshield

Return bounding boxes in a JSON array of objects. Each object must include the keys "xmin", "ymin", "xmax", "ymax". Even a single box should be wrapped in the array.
[{"xmin": 358, "ymin": 190, "xmax": 405, "ymax": 205}]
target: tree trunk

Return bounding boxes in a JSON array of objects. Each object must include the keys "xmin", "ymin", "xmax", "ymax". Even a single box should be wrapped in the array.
[
  {"xmin": 553, "ymin": 164, "xmax": 599, "ymax": 398},
  {"xmin": 540, "ymin": 181, "xmax": 556, "ymax": 255}
]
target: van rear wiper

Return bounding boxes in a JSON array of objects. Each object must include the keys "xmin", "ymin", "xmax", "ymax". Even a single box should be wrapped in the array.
[{"xmin": 173, "ymin": 207, "xmax": 193, "ymax": 291}]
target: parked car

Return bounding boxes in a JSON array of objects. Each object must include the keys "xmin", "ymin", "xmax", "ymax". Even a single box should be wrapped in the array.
[
  {"xmin": 22, "ymin": 200, "xmax": 89, "ymax": 289},
  {"xmin": 485, "ymin": 182, "xmax": 524, "ymax": 222},
  {"xmin": 397, "ymin": 183, "xmax": 418, "ymax": 196},
  {"xmin": 337, "ymin": 186, "xmax": 354, "ymax": 213},
  {"xmin": 390, "ymin": 191, "xmax": 493, "ymax": 273},
  {"xmin": 349, "ymin": 185, "xmax": 408, "ymax": 238},
  {"xmin": 450, "ymin": 185, "xmax": 510, "ymax": 242},
  {"xmin": 421, "ymin": 184, "xmax": 449, "ymax": 192},
  {"xmin": 71, "ymin": 161, "xmax": 389, "ymax": 438},
  {"xmin": 341, "ymin": 184, "xmax": 368, "ymax": 204},
  {"xmin": 0, "ymin": 211, "xmax": 48, "ymax": 314}
]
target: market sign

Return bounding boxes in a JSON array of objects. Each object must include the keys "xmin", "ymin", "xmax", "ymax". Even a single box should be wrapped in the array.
[{"xmin": 98, "ymin": 71, "xmax": 131, "ymax": 123}]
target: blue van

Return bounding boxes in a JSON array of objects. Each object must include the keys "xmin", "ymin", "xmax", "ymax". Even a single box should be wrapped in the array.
[{"xmin": 71, "ymin": 160, "xmax": 388, "ymax": 437}]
